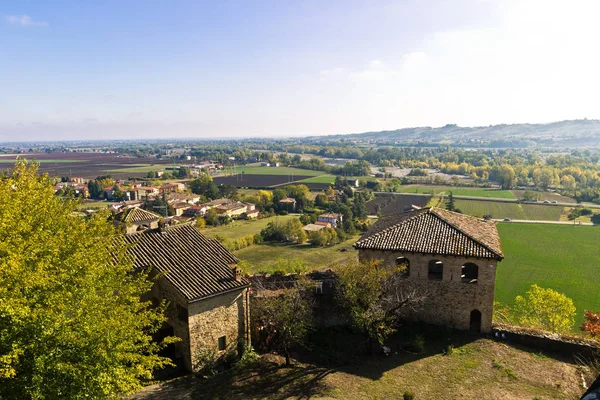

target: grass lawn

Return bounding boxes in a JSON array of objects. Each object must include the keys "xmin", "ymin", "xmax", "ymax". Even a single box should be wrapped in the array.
[
  {"xmin": 234, "ymin": 237, "xmax": 359, "ymax": 274},
  {"xmin": 223, "ymin": 166, "xmax": 326, "ymax": 177},
  {"xmin": 77, "ymin": 199, "xmax": 109, "ymax": 210},
  {"xmin": 496, "ymin": 223, "xmax": 600, "ymax": 327},
  {"xmin": 398, "ymin": 185, "xmax": 515, "ymax": 199},
  {"xmin": 133, "ymin": 335, "xmax": 583, "ymax": 399},
  {"xmin": 201, "ymin": 215, "xmax": 298, "ymax": 242}
]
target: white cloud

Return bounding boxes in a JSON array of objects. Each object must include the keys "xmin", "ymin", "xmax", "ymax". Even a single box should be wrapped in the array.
[{"xmin": 5, "ymin": 15, "xmax": 48, "ymax": 27}]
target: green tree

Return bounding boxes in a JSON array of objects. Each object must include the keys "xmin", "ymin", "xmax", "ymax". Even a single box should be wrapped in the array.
[
  {"xmin": 0, "ymin": 161, "xmax": 171, "ymax": 399},
  {"xmin": 446, "ymin": 191, "xmax": 456, "ymax": 211},
  {"xmin": 336, "ymin": 260, "xmax": 425, "ymax": 354},
  {"xmin": 513, "ymin": 284, "xmax": 576, "ymax": 333},
  {"xmin": 497, "ymin": 164, "xmax": 516, "ymax": 190},
  {"xmin": 252, "ymin": 278, "xmax": 313, "ymax": 366}
]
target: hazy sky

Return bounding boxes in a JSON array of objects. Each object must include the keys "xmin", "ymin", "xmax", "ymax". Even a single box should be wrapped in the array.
[{"xmin": 2, "ymin": 0, "xmax": 600, "ymax": 141}]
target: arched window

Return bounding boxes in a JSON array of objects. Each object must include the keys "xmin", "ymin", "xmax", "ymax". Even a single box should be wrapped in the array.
[
  {"xmin": 461, "ymin": 262, "xmax": 479, "ymax": 284},
  {"xmin": 396, "ymin": 257, "xmax": 410, "ymax": 277},
  {"xmin": 428, "ymin": 260, "xmax": 443, "ymax": 280}
]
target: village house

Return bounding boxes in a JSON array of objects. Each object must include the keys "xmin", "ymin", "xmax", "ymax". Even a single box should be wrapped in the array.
[
  {"xmin": 317, "ymin": 212, "xmax": 343, "ymax": 228},
  {"xmin": 159, "ymin": 182, "xmax": 186, "ymax": 194},
  {"xmin": 166, "ymin": 192, "xmax": 201, "ymax": 204},
  {"xmin": 113, "ymin": 207, "xmax": 162, "ymax": 235},
  {"xmin": 202, "ymin": 198, "xmax": 233, "ymax": 210},
  {"xmin": 172, "ymin": 202, "xmax": 192, "ymax": 216},
  {"xmin": 122, "ymin": 221, "xmax": 251, "ymax": 372},
  {"xmin": 279, "ymin": 197, "xmax": 296, "ymax": 211},
  {"xmin": 183, "ymin": 205, "xmax": 208, "ymax": 217},
  {"xmin": 303, "ymin": 223, "xmax": 327, "ymax": 233},
  {"xmin": 214, "ymin": 201, "xmax": 255, "ymax": 218},
  {"xmin": 354, "ymin": 207, "xmax": 503, "ymax": 333}
]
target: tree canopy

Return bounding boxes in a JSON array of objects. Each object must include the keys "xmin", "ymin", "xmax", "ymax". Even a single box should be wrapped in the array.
[
  {"xmin": 0, "ymin": 161, "xmax": 171, "ymax": 399},
  {"xmin": 513, "ymin": 284, "xmax": 576, "ymax": 333}
]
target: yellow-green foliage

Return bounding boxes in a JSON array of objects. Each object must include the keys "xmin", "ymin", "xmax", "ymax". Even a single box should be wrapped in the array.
[
  {"xmin": 0, "ymin": 161, "xmax": 172, "ymax": 399},
  {"xmin": 513, "ymin": 284, "xmax": 576, "ymax": 333}
]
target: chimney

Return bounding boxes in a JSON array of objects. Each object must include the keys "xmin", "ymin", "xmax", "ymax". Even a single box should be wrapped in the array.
[{"xmin": 231, "ymin": 264, "xmax": 242, "ymax": 282}]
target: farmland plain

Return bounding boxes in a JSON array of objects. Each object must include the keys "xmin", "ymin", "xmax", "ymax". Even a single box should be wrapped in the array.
[
  {"xmin": 201, "ymin": 215, "xmax": 297, "ymax": 242},
  {"xmin": 496, "ymin": 223, "xmax": 600, "ymax": 327},
  {"xmin": 394, "ymin": 184, "xmax": 515, "ymax": 199}
]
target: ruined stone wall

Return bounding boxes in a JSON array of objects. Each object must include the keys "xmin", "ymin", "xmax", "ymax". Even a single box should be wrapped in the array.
[
  {"xmin": 359, "ymin": 249, "xmax": 498, "ymax": 332},
  {"xmin": 149, "ymin": 278, "xmax": 192, "ymax": 368},
  {"xmin": 187, "ymin": 288, "xmax": 250, "ymax": 370}
]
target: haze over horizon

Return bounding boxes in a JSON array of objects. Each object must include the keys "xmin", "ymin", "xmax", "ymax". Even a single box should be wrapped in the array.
[{"xmin": 2, "ymin": 0, "xmax": 600, "ymax": 141}]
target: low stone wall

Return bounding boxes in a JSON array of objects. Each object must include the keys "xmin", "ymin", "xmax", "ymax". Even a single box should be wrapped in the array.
[{"xmin": 492, "ymin": 324, "xmax": 600, "ymax": 360}]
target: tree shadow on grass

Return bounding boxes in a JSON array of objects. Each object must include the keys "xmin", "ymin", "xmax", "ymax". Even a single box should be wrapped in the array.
[{"xmin": 187, "ymin": 356, "xmax": 333, "ymax": 400}]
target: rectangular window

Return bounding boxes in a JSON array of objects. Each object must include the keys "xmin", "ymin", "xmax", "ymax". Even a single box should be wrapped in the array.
[{"xmin": 218, "ymin": 336, "xmax": 226, "ymax": 351}]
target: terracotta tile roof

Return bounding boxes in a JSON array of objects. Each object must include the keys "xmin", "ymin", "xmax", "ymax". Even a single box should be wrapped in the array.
[
  {"xmin": 354, "ymin": 207, "xmax": 503, "ymax": 260},
  {"xmin": 117, "ymin": 207, "xmax": 161, "ymax": 223},
  {"xmin": 279, "ymin": 197, "xmax": 296, "ymax": 203},
  {"xmin": 123, "ymin": 224, "xmax": 249, "ymax": 301}
]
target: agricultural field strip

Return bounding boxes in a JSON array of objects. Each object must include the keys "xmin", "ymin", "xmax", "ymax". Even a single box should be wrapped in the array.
[
  {"xmin": 219, "ymin": 166, "xmax": 325, "ymax": 176},
  {"xmin": 201, "ymin": 215, "xmax": 297, "ymax": 242}
]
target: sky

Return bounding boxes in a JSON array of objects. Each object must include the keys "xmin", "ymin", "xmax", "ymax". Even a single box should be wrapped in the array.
[{"xmin": 2, "ymin": 0, "xmax": 600, "ymax": 141}]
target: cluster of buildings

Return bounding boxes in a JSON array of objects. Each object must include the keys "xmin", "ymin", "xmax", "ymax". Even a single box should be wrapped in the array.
[
  {"xmin": 302, "ymin": 212, "xmax": 344, "ymax": 233},
  {"xmin": 117, "ymin": 206, "xmax": 502, "ymax": 373}
]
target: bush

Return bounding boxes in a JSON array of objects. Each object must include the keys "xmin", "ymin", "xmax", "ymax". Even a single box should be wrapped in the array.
[{"xmin": 403, "ymin": 391, "xmax": 415, "ymax": 400}]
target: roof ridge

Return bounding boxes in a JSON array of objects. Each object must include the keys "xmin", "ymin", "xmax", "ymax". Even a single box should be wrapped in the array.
[{"xmin": 430, "ymin": 208, "xmax": 502, "ymax": 258}]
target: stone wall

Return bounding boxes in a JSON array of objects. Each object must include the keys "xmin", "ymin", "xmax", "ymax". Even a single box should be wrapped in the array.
[
  {"xmin": 359, "ymin": 249, "xmax": 498, "ymax": 332},
  {"xmin": 187, "ymin": 288, "xmax": 250, "ymax": 371}
]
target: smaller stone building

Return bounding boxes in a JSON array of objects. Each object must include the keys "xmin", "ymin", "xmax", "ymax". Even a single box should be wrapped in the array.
[
  {"xmin": 113, "ymin": 207, "xmax": 161, "ymax": 234},
  {"xmin": 124, "ymin": 224, "xmax": 251, "ymax": 371},
  {"xmin": 354, "ymin": 207, "xmax": 503, "ymax": 333}
]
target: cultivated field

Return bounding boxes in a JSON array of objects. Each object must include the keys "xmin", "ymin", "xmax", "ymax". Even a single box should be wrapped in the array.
[
  {"xmin": 394, "ymin": 185, "xmax": 515, "ymax": 199},
  {"xmin": 453, "ymin": 199, "xmax": 566, "ymax": 221},
  {"xmin": 512, "ymin": 189, "xmax": 576, "ymax": 203},
  {"xmin": 0, "ymin": 153, "xmax": 173, "ymax": 179},
  {"xmin": 219, "ymin": 166, "xmax": 325, "ymax": 176},
  {"xmin": 213, "ymin": 174, "xmax": 314, "ymax": 188},
  {"xmin": 496, "ymin": 223, "xmax": 600, "ymax": 327}
]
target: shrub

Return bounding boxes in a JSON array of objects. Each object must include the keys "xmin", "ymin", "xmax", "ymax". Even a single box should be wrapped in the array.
[{"xmin": 403, "ymin": 391, "xmax": 415, "ymax": 400}]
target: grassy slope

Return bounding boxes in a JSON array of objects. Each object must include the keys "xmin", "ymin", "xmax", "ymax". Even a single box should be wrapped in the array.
[
  {"xmin": 512, "ymin": 189, "xmax": 577, "ymax": 204},
  {"xmin": 496, "ymin": 223, "xmax": 600, "ymax": 325},
  {"xmin": 201, "ymin": 215, "xmax": 298, "ymax": 241},
  {"xmin": 397, "ymin": 185, "xmax": 515, "ymax": 199},
  {"xmin": 133, "ymin": 338, "xmax": 582, "ymax": 399},
  {"xmin": 234, "ymin": 237, "xmax": 358, "ymax": 274}
]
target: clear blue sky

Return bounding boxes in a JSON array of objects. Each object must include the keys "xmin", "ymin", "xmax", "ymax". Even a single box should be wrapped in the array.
[{"xmin": 2, "ymin": 0, "xmax": 599, "ymax": 140}]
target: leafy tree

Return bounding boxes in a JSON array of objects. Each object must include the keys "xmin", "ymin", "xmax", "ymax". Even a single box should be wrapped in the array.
[
  {"xmin": 204, "ymin": 208, "xmax": 219, "ymax": 226},
  {"xmin": 496, "ymin": 164, "xmax": 516, "ymax": 189},
  {"xmin": 336, "ymin": 260, "xmax": 426, "ymax": 354},
  {"xmin": 513, "ymin": 284, "xmax": 576, "ymax": 333},
  {"xmin": 0, "ymin": 161, "xmax": 171, "ymax": 399},
  {"xmin": 252, "ymin": 278, "xmax": 313, "ymax": 366},
  {"xmin": 522, "ymin": 190, "xmax": 538, "ymax": 201},
  {"xmin": 87, "ymin": 179, "xmax": 102, "ymax": 198},
  {"xmin": 581, "ymin": 310, "xmax": 600, "ymax": 339}
]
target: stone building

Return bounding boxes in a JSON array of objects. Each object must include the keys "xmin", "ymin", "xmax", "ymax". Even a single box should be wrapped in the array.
[
  {"xmin": 354, "ymin": 207, "xmax": 503, "ymax": 333},
  {"xmin": 113, "ymin": 207, "xmax": 161, "ymax": 234},
  {"xmin": 123, "ymin": 224, "xmax": 251, "ymax": 371}
]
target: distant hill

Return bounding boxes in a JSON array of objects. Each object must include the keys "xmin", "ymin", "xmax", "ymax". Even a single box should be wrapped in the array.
[{"xmin": 313, "ymin": 119, "xmax": 600, "ymax": 148}]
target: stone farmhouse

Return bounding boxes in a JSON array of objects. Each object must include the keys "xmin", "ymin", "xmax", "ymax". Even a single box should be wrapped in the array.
[
  {"xmin": 122, "ymin": 218, "xmax": 251, "ymax": 372},
  {"xmin": 113, "ymin": 207, "xmax": 162, "ymax": 234},
  {"xmin": 354, "ymin": 207, "xmax": 503, "ymax": 333}
]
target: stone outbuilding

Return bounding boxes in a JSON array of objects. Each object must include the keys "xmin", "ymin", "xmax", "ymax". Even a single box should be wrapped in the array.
[
  {"xmin": 354, "ymin": 207, "xmax": 503, "ymax": 333},
  {"xmin": 124, "ymin": 224, "xmax": 251, "ymax": 371}
]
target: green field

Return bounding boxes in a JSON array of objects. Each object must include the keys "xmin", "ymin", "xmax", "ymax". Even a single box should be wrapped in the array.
[
  {"xmin": 295, "ymin": 175, "xmax": 336, "ymax": 184},
  {"xmin": 453, "ymin": 199, "xmax": 527, "ymax": 219},
  {"xmin": 398, "ymin": 185, "xmax": 515, "ymax": 199},
  {"xmin": 224, "ymin": 166, "xmax": 325, "ymax": 177},
  {"xmin": 452, "ymin": 199, "xmax": 565, "ymax": 221},
  {"xmin": 512, "ymin": 189, "xmax": 576, "ymax": 203},
  {"xmin": 201, "ymin": 215, "xmax": 297, "ymax": 241},
  {"xmin": 234, "ymin": 237, "xmax": 358, "ymax": 274},
  {"xmin": 496, "ymin": 223, "xmax": 600, "ymax": 328},
  {"xmin": 108, "ymin": 164, "xmax": 169, "ymax": 173}
]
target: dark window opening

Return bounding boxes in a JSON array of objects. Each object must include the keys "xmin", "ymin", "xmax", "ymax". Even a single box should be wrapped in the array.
[
  {"xmin": 470, "ymin": 309, "xmax": 482, "ymax": 333},
  {"xmin": 218, "ymin": 336, "xmax": 226, "ymax": 351},
  {"xmin": 176, "ymin": 305, "xmax": 188, "ymax": 321},
  {"xmin": 428, "ymin": 260, "xmax": 443, "ymax": 280},
  {"xmin": 461, "ymin": 263, "xmax": 479, "ymax": 284},
  {"xmin": 396, "ymin": 257, "xmax": 410, "ymax": 277}
]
